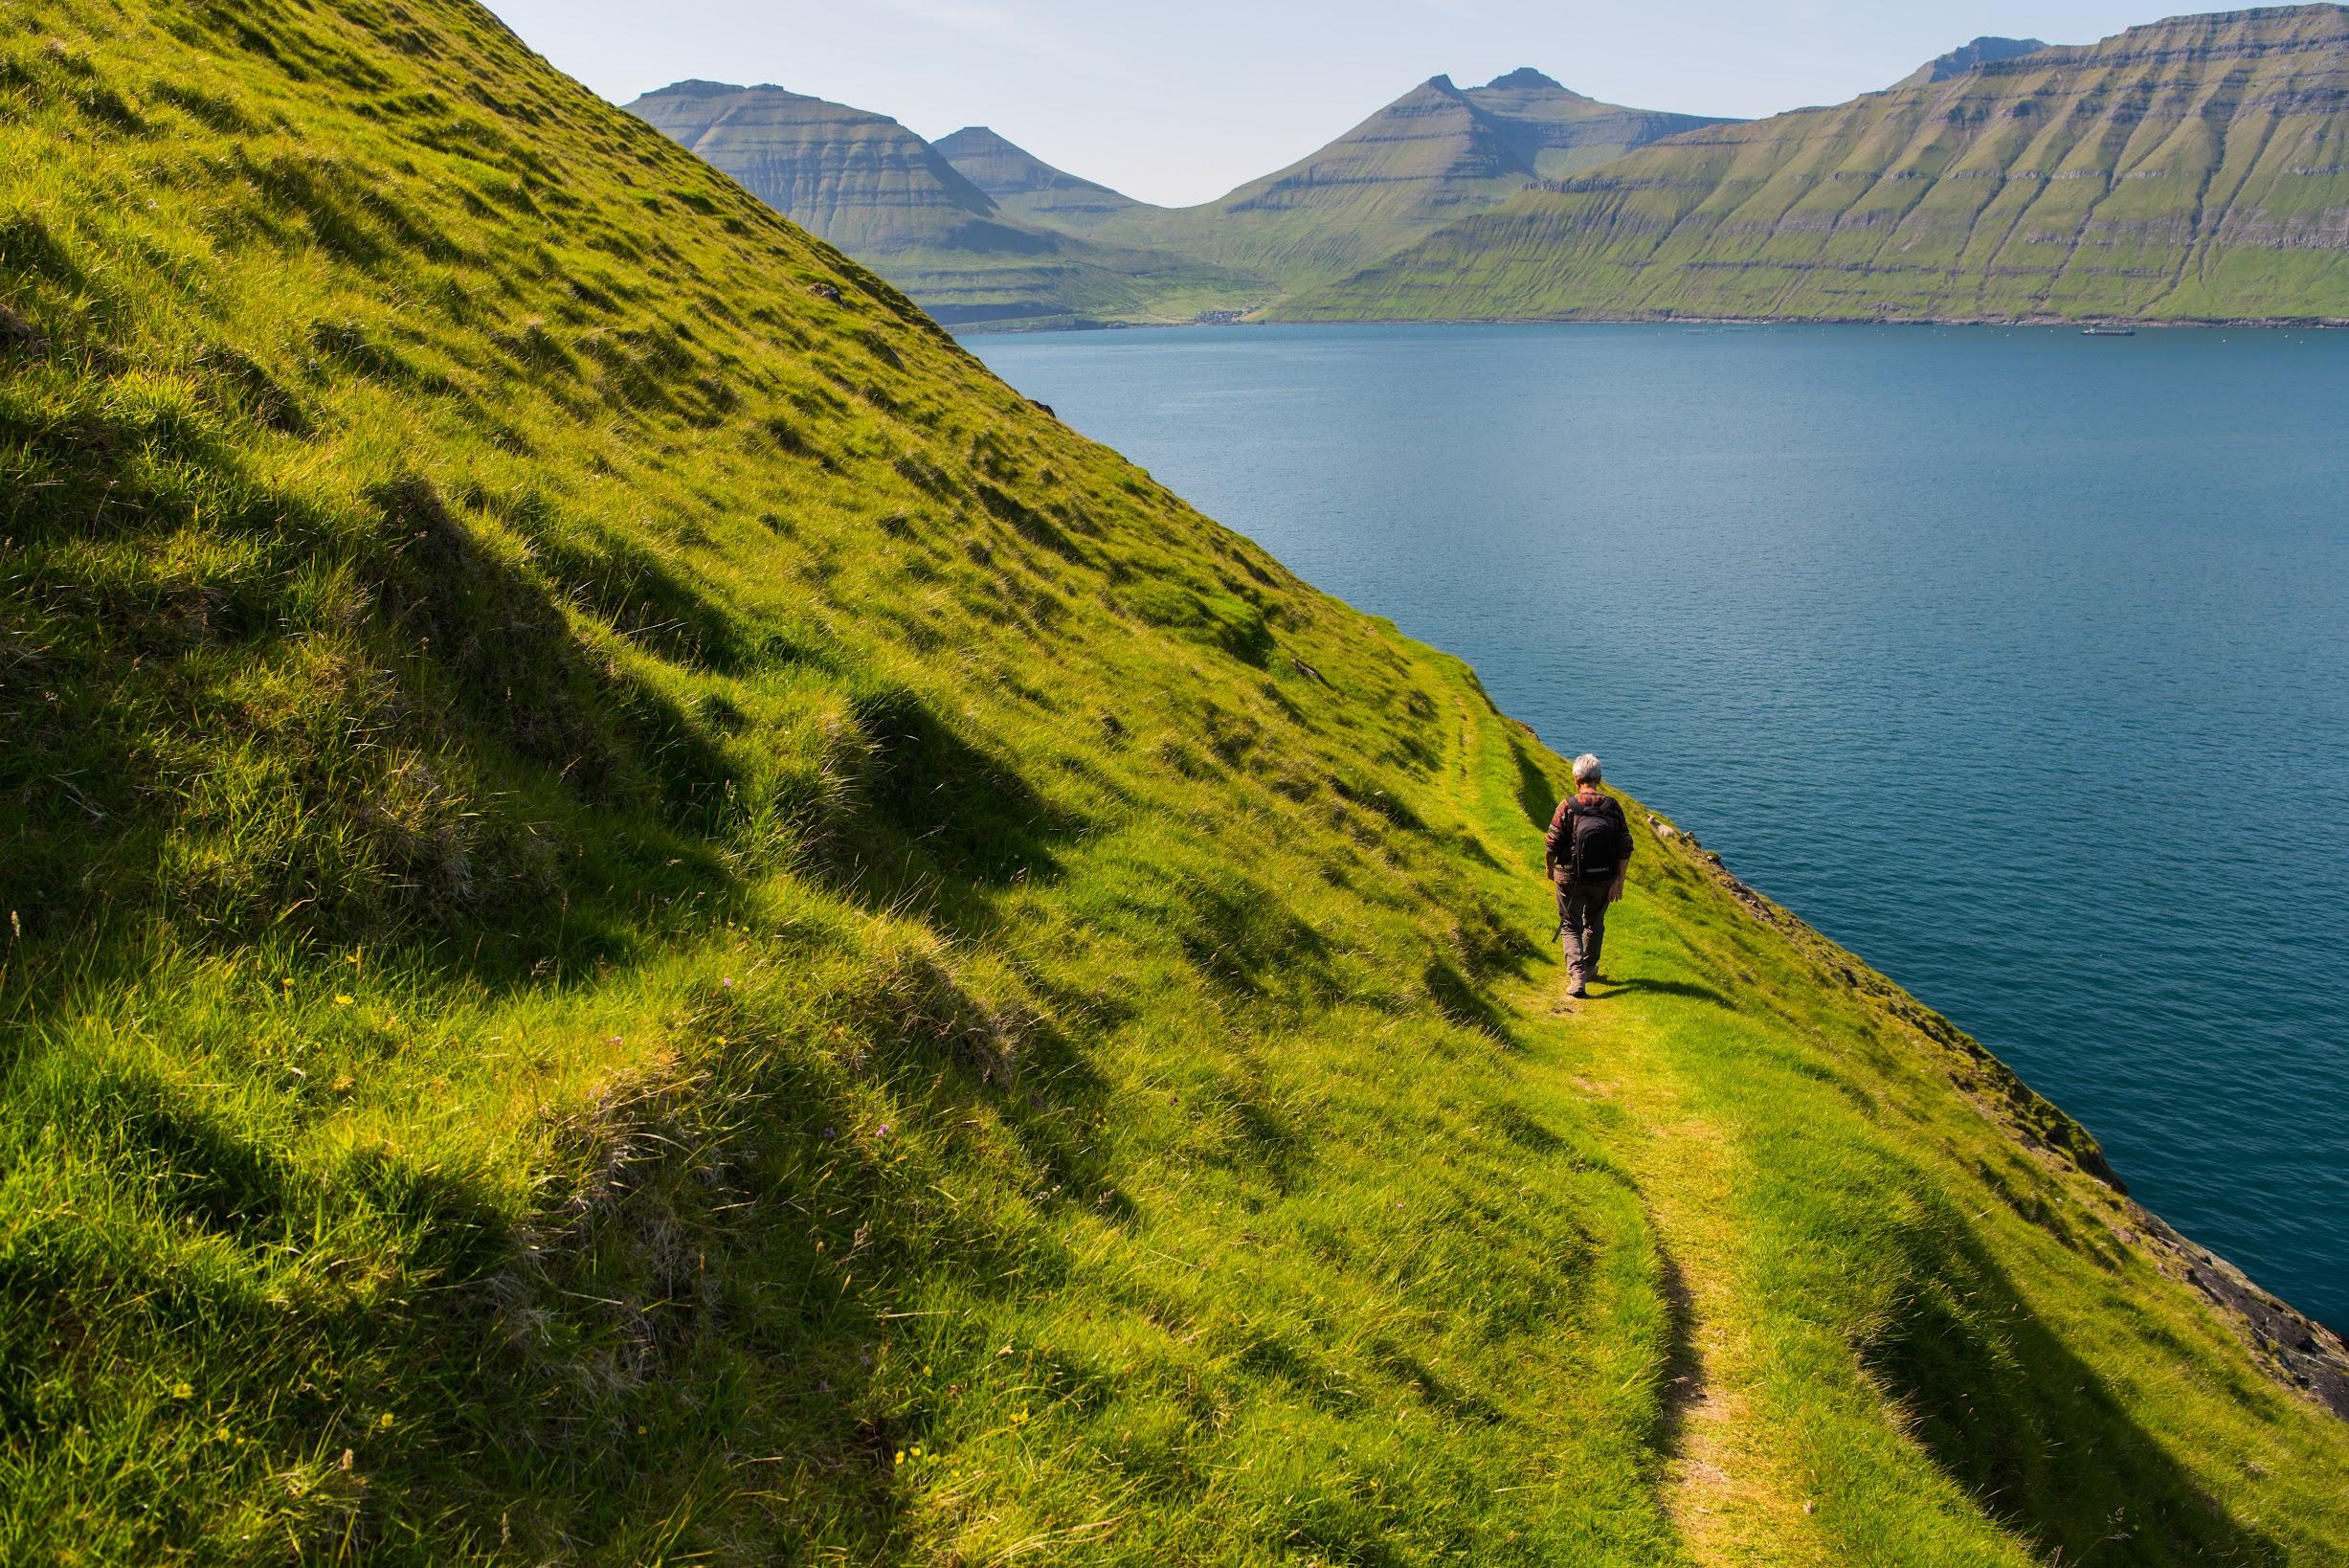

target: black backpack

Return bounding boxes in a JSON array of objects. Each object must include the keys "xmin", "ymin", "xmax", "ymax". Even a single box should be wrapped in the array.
[{"xmin": 1558, "ymin": 797, "xmax": 1623, "ymax": 884}]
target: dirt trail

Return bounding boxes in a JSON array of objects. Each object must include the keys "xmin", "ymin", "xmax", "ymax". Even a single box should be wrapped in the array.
[
  {"xmin": 1455, "ymin": 696, "xmax": 1830, "ymax": 1563},
  {"xmin": 1546, "ymin": 1005, "xmax": 1835, "ymax": 1567}
]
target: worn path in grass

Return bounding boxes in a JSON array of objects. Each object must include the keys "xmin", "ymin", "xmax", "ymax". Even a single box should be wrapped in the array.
[
  {"xmin": 1517, "ymin": 950, "xmax": 1834, "ymax": 1562},
  {"xmin": 1449, "ymin": 694, "xmax": 2033, "ymax": 1564},
  {"xmin": 11, "ymin": 3, "xmax": 2349, "ymax": 1557},
  {"xmin": 1445, "ymin": 698, "xmax": 1821, "ymax": 1561}
]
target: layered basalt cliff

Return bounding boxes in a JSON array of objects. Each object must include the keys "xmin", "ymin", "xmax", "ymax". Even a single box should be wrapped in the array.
[
  {"xmin": 627, "ymin": 83, "xmax": 1258, "ymax": 328},
  {"xmin": 1283, "ymin": 6, "xmax": 2349, "ymax": 324}
]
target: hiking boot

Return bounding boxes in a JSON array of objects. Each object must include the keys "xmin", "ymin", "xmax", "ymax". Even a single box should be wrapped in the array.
[{"xmin": 1568, "ymin": 982, "xmax": 1588, "ymax": 999}]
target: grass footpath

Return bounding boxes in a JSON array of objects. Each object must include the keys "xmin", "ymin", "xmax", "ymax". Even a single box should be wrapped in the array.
[{"xmin": 2, "ymin": 1, "xmax": 2346, "ymax": 1561}]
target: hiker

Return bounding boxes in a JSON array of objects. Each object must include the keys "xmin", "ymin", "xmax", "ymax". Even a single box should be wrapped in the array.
[{"xmin": 1546, "ymin": 753, "xmax": 1632, "ymax": 998}]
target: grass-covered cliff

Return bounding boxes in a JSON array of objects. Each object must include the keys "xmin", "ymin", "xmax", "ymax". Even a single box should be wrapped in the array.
[
  {"xmin": 3, "ymin": 3, "xmax": 2347, "ymax": 1563},
  {"xmin": 1282, "ymin": 7, "xmax": 2349, "ymax": 325}
]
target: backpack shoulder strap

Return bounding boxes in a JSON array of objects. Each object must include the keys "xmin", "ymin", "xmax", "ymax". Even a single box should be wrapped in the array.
[{"xmin": 1545, "ymin": 796, "xmax": 1575, "ymax": 862}]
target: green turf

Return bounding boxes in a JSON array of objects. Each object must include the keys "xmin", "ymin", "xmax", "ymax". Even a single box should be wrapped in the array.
[
  {"xmin": 1280, "ymin": 7, "xmax": 2349, "ymax": 326},
  {"xmin": 3, "ymin": 2, "xmax": 2347, "ymax": 1562}
]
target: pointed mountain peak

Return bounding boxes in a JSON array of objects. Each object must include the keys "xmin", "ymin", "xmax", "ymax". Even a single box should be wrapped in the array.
[
  {"xmin": 938, "ymin": 124, "xmax": 1013, "ymax": 152},
  {"xmin": 1899, "ymin": 35, "xmax": 2048, "ymax": 87},
  {"xmin": 1485, "ymin": 67, "xmax": 1566, "ymax": 92},
  {"xmin": 934, "ymin": 124, "xmax": 1144, "ymax": 217}
]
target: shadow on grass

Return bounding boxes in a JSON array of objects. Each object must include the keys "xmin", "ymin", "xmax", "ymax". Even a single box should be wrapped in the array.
[
  {"xmin": 1865, "ymin": 1194, "xmax": 2285, "ymax": 1563},
  {"xmin": 1422, "ymin": 955, "xmax": 1518, "ymax": 1046},
  {"xmin": 1510, "ymin": 736, "xmax": 1557, "ymax": 840},
  {"xmin": 1601, "ymin": 976, "xmax": 1734, "ymax": 1009},
  {"xmin": 1647, "ymin": 1241, "xmax": 1709, "ymax": 1479}
]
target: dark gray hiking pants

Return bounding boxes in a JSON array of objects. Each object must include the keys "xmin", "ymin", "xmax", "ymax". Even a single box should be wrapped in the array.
[{"xmin": 1556, "ymin": 881, "xmax": 1610, "ymax": 988}]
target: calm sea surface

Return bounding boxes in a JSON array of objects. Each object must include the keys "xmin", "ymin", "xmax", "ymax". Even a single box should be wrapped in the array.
[{"xmin": 974, "ymin": 323, "xmax": 2349, "ymax": 1328}]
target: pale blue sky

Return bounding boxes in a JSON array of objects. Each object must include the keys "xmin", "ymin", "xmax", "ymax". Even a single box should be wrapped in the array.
[{"xmin": 485, "ymin": 1, "xmax": 2171, "ymax": 207}]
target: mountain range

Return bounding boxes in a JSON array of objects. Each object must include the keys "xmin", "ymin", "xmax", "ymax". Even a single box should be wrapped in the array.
[
  {"xmin": 637, "ymin": 9, "xmax": 2349, "ymax": 328},
  {"xmin": 627, "ymin": 80, "xmax": 1254, "ymax": 327},
  {"xmin": 1283, "ymin": 7, "xmax": 2349, "ymax": 325},
  {"xmin": 626, "ymin": 70, "xmax": 1731, "ymax": 325},
  {"xmin": 996, "ymin": 69, "xmax": 1736, "ymax": 295}
]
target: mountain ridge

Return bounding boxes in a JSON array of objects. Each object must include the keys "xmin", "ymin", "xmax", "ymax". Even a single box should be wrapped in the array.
[
  {"xmin": 934, "ymin": 123, "xmax": 1152, "ymax": 226},
  {"xmin": 635, "ymin": 70, "xmax": 1734, "ymax": 324},
  {"xmin": 1072, "ymin": 70, "xmax": 1739, "ymax": 292},
  {"xmin": 1280, "ymin": 5, "xmax": 2349, "ymax": 325},
  {"xmin": 1896, "ymin": 35, "xmax": 2050, "ymax": 88},
  {"xmin": 625, "ymin": 80, "xmax": 1261, "ymax": 327}
]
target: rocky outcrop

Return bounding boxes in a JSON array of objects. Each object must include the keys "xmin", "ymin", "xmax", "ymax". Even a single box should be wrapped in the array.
[{"xmin": 2135, "ymin": 1214, "xmax": 2349, "ymax": 1419}]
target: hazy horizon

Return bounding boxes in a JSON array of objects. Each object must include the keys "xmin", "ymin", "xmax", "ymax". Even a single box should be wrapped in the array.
[{"xmin": 485, "ymin": 0, "xmax": 2172, "ymax": 207}]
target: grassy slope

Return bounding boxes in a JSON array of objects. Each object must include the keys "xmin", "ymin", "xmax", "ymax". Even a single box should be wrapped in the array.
[
  {"xmin": 1, "ymin": 3, "xmax": 2345, "ymax": 1564},
  {"xmin": 1280, "ymin": 6, "xmax": 2349, "ymax": 325}
]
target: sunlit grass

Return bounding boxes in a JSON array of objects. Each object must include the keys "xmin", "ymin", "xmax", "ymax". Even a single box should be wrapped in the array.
[{"xmin": 2, "ymin": 2, "xmax": 2344, "ymax": 1563}]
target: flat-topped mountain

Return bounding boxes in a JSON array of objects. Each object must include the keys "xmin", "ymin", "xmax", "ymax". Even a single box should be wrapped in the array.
[
  {"xmin": 1282, "ymin": 6, "xmax": 2349, "ymax": 325},
  {"xmin": 1896, "ymin": 35, "xmax": 2049, "ymax": 87},
  {"xmin": 626, "ymin": 82, "xmax": 1255, "ymax": 326},
  {"xmin": 629, "ymin": 80, "xmax": 1014, "ymax": 255}
]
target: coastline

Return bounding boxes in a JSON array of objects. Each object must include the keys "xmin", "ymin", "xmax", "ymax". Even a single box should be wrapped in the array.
[
  {"xmin": 1668, "ymin": 818, "xmax": 2349, "ymax": 1416},
  {"xmin": 957, "ymin": 311, "xmax": 2349, "ymax": 336}
]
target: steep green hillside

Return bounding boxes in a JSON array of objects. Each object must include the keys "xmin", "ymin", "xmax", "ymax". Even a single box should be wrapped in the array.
[
  {"xmin": 1284, "ymin": 7, "xmax": 2349, "ymax": 325},
  {"xmin": 1085, "ymin": 70, "xmax": 1736, "ymax": 296},
  {"xmin": 4, "ymin": 3, "xmax": 2349, "ymax": 1564},
  {"xmin": 626, "ymin": 82, "xmax": 1259, "ymax": 329},
  {"xmin": 934, "ymin": 125, "xmax": 1149, "ymax": 228}
]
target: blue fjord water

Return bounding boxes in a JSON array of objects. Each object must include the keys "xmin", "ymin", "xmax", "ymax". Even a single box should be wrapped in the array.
[{"xmin": 974, "ymin": 323, "xmax": 2349, "ymax": 1328}]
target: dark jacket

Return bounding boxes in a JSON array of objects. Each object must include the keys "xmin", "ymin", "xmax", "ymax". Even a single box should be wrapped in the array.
[{"xmin": 1546, "ymin": 792, "xmax": 1633, "ymax": 885}]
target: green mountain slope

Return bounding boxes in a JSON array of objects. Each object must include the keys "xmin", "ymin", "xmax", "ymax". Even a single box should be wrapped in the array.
[
  {"xmin": 626, "ymin": 81, "xmax": 1259, "ymax": 329},
  {"xmin": 1282, "ymin": 7, "xmax": 2349, "ymax": 325},
  {"xmin": 629, "ymin": 80, "xmax": 1014, "ymax": 255},
  {"xmin": 1084, "ymin": 70, "xmax": 1737, "ymax": 296},
  {"xmin": 5, "ymin": 2, "xmax": 2349, "ymax": 1563},
  {"xmin": 934, "ymin": 124, "xmax": 1150, "ymax": 228}
]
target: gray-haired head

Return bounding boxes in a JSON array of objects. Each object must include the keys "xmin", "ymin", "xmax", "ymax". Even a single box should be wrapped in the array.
[{"xmin": 1573, "ymin": 753, "xmax": 1602, "ymax": 786}]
